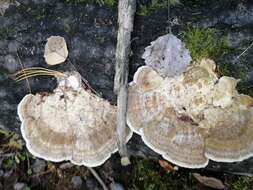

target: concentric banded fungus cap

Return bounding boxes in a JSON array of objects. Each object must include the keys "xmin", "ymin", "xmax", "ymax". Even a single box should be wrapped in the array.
[
  {"xmin": 127, "ymin": 66, "xmax": 166, "ymax": 134},
  {"xmin": 44, "ymin": 36, "xmax": 68, "ymax": 65},
  {"xmin": 18, "ymin": 72, "xmax": 132, "ymax": 167},
  {"xmin": 142, "ymin": 34, "xmax": 191, "ymax": 77},
  {"xmin": 127, "ymin": 59, "xmax": 253, "ymax": 168}
]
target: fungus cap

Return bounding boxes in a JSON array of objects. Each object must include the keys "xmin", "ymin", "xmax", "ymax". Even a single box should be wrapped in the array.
[
  {"xmin": 0, "ymin": 1, "xmax": 10, "ymax": 16},
  {"xmin": 44, "ymin": 36, "xmax": 68, "ymax": 65},
  {"xmin": 127, "ymin": 59, "xmax": 253, "ymax": 168},
  {"xmin": 18, "ymin": 72, "xmax": 132, "ymax": 167},
  {"xmin": 127, "ymin": 66, "xmax": 166, "ymax": 134}
]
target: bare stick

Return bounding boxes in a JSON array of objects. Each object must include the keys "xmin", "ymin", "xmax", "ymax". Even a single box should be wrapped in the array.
[
  {"xmin": 114, "ymin": 0, "xmax": 136, "ymax": 165},
  {"xmin": 88, "ymin": 167, "xmax": 109, "ymax": 190}
]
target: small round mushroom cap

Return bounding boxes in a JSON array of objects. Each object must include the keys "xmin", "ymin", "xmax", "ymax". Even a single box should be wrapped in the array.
[
  {"xmin": 127, "ymin": 66, "xmax": 167, "ymax": 134},
  {"xmin": 0, "ymin": 1, "xmax": 10, "ymax": 16},
  {"xmin": 212, "ymin": 76, "xmax": 239, "ymax": 108},
  {"xmin": 133, "ymin": 66, "xmax": 163, "ymax": 92},
  {"xmin": 44, "ymin": 36, "xmax": 68, "ymax": 65},
  {"xmin": 57, "ymin": 71, "xmax": 82, "ymax": 90},
  {"xmin": 127, "ymin": 59, "xmax": 253, "ymax": 168},
  {"xmin": 18, "ymin": 73, "xmax": 132, "ymax": 167},
  {"xmin": 142, "ymin": 34, "xmax": 191, "ymax": 77}
]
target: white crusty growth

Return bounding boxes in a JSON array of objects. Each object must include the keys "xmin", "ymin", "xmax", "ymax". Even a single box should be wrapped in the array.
[
  {"xmin": 142, "ymin": 34, "xmax": 191, "ymax": 77},
  {"xmin": 127, "ymin": 59, "xmax": 253, "ymax": 168},
  {"xmin": 18, "ymin": 72, "xmax": 132, "ymax": 167}
]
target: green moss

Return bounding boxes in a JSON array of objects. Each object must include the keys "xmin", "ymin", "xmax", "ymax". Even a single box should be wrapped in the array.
[
  {"xmin": 64, "ymin": 0, "xmax": 179, "ymax": 15},
  {"xmin": 132, "ymin": 159, "xmax": 196, "ymax": 190},
  {"xmin": 63, "ymin": 23, "xmax": 73, "ymax": 35},
  {"xmin": 231, "ymin": 176, "xmax": 253, "ymax": 190},
  {"xmin": 181, "ymin": 0, "xmax": 241, "ymax": 9},
  {"xmin": 237, "ymin": 81, "xmax": 253, "ymax": 97},
  {"xmin": 64, "ymin": 0, "xmax": 117, "ymax": 7},
  {"xmin": 3, "ymin": 157, "xmax": 15, "ymax": 169},
  {"xmin": 218, "ymin": 61, "xmax": 252, "ymax": 97},
  {"xmin": 218, "ymin": 62, "xmax": 247, "ymax": 79},
  {"xmin": 182, "ymin": 28, "xmax": 230, "ymax": 62},
  {"xmin": 137, "ymin": 0, "xmax": 180, "ymax": 16}
]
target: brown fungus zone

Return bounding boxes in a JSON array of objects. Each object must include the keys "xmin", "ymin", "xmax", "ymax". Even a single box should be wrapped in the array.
[
  {"xmin": 127, "ymin": 59, "xmax": 253, "ymax": 168},
  {"xmin": 18, "ymin": 73, "xmax": 132, "ymax": 167}
]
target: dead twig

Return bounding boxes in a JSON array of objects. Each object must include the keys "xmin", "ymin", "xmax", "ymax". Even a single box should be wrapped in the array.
[
  {"xmin": 236, "ymin": 42, "xmax": 253, "ymax": 60},
  {"xmin": 114, "ymin": 0, "xmax": 136, "ymax": 166},
  {"xmin": 88, "ymin": 167, "xmax": 109, "ymax": 190}
]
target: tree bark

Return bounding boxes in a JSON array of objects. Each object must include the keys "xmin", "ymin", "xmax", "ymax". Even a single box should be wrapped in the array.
[{"xmin": 114, "ymin": 0, "xmax": 136, "ymax": 164}]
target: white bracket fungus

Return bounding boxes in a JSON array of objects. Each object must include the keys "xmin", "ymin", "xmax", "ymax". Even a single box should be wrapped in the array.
[
  {"xmin": 0, "ymin": 0, "xmax": 12, "ymax": 16},
  {"xmin": 44, "ymin": 36, "xmax": 68, "ymax": 65},
  {"xmin": 142, "ymin": 34, "xmax": 191, "ymax": 77},
  {"xmin": 18, "ymin": 72, "xmax": 132, "ymax": 167},
  {"xmin": 127, "ymin": 59, "xmax": 253, "ymax": 168}
]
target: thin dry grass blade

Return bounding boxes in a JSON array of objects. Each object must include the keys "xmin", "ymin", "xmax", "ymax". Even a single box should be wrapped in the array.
[
  {"xmin": 15, "ymin": 70, "xmax": 63, "ymax": 80},
  {"xmin": 14, "ymin": 67, "xmax": 66, "ymax": 82},
  {"xmin": 16, "ymin": 73, "xmax": 57, "ymax": 82},
  {"xmin": 14, "ymin": 67, "xmax": 59, "ymax": 75}
]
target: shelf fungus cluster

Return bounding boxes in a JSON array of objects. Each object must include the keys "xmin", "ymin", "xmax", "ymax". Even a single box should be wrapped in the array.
[
  {"xmin": 18, "ymin": 72, "xmax": 132, "ymax": 167},
  {"xmin": 127, "ymin": 59, "xmax": 253, "ymax": 168}
]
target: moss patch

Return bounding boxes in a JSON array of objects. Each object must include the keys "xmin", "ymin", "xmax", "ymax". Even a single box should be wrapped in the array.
[
  {"xmin": 64, "ymin": 0, "xmax": 117, "ymax": 6},
  {"xmin": 182, "ymin": 28, "xmax": 230, "ymax": 62},
  {"xmin": 137, "ymin": 0, "xmax": 180, "ymax": 16},
  {"xmin": 218, "ymin": 60, "xmax": 252, "ymax": 97},
  {"xmin": 230, "ymin": 176, "xmax": 253, "ymax": 190},
  {"xmin": 64, "ymin": 0, "xmax": 180, "ymax": 15},
  {"xmin": 131, "ymin": 159, "xmax": 197, "ymax": 190}
]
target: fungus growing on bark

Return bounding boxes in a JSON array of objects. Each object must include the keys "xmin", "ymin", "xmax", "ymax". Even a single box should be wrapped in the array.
[
  {"xmin": 18, "ymin": 72, "xmax": 132, "ymax": 167},
  {"xmin": 127, "ymin": 59, "xmax": 253, "ymax": 168},
  {"xmin": 44, "ymin": 36, "xmax": 68, "ymax": 65},
  {"xmin": 0, "ymin": 1, "xmax": 9, "ymax": 16},
  {"xmin": 142, "ymin": 34, "xmax": 191, "ymax": 77}
]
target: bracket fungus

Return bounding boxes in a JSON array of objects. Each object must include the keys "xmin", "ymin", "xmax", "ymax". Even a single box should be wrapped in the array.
[
  {"xmin": 18, "ymin": 72, "xmax": 132, "ymax": 167},
  {"xmin": 127, "ymin": 59, "xmax": 253, "ymax": 168},
  {"xmin": 142, "ymin": 34, "xmax": 191, "ymax": 77},
  {"xmin": 44, "ymin": 36, "xmax": 68, "ymax": 65},
  {"xmin": 0, "ymin": 0, "xmax": 10, "ymax": 16}
]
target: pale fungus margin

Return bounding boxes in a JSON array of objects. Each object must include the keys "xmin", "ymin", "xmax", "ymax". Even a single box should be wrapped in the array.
[
  {"xmin": 127, "ymin": 59, "xmax": 253, "ymax": 168},
  {"xmin": 18, "ymin": 72, "xmax": 133, "ymax": 167}
]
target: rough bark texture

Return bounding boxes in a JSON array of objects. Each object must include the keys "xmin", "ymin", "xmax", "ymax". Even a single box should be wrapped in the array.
[{"xmin": 114, "ymin": 0, "xmax": 136, "ymax": 160}]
